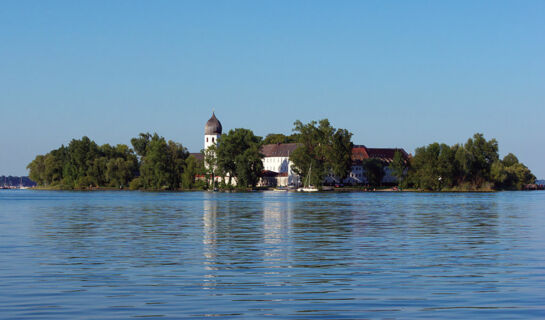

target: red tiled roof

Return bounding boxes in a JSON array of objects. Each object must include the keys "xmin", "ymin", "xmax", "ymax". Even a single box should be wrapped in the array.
[
  {"xmin": 351, "ymin": 146, "xmax": 408, "ymax": 163},
  {"xmin": 261, "ymin": 143, "xmax": 302, "ymax": 157},
  {"xmin": 366, "ymin": 148, "xmax": 408, "ymax": 162},
  {"xmin": 351, "ymin": 145, "xmax": 369, "ymax": 161}
]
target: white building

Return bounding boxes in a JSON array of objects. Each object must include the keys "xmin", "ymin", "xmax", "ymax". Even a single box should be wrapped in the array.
[{"xmin": 260, "ymin": 143, "xmax": 301, "ymax": 187}]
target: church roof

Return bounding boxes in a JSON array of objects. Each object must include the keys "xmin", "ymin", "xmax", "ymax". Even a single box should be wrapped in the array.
[
  {"xmin": 351, "ymin": 146, "xmax": 409, "ymax": 163},
  {"xmin": 205, "ymin": 112, "xmax": 222, "ymax": 135},
  {"xmin": 366, "ymin": 148, "xmax": 408, "ymax": 163},
  {"xmin": 261, "ymin": 143, "xmax": 301, "ymax": 157}
]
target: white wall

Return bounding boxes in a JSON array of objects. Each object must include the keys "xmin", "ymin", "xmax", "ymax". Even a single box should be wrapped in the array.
[{"xmin": 204, "ymin": 134, "xmax": 220, "ymax": 151}]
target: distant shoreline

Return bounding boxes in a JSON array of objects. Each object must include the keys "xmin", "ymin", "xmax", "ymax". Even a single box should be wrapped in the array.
[{"xmin": 21, "ymin": 186, "xmax": 537, "ymax": 193}]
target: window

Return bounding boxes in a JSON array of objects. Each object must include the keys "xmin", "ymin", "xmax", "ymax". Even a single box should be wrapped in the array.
[
  {"xmin": 206, "ymin": 138, "xmax": 208, "ymax": 142},
  {"xmin": 212, "ymin": 137, "xmax": 214, "ymax": 143}
]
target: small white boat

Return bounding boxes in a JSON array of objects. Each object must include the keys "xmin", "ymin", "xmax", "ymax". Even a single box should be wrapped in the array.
[
  {"xmin": 299, "ymin": 187, "xmax": 318, "ymax": 192},
  {"xmin": 298, "ymin": 164, "xmax": 319, "ymax": 192}
]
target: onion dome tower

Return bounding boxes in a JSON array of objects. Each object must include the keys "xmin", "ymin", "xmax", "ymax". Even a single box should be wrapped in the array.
[{"xmin": 204, "ymin": 112, "xmax": 222, "ymax": 150}]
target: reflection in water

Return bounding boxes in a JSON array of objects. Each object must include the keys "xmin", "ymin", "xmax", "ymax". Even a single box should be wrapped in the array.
[
  {"xmin": 1, "ymin": 190, "xmax": 544, "ymax": 319},
  {"xmin": 262, "ymin": 194, "xmax": 293, "ymax": 264},
  {"xmin": 203, "ymin": 194, "xmax": 218, "ymax": 267}
]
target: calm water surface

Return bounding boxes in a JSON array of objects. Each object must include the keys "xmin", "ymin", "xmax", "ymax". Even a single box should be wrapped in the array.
[{"xmin": 1, "ymin": 190, "xmax": 544, "ymax": 319}]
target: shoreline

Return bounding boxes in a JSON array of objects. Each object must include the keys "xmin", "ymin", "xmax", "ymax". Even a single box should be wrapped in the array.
[{"xmin": 19, "ymin": 186, "xmax": 524, "ymax": 193}]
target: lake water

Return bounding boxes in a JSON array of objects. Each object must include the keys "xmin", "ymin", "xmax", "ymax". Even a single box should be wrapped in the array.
[{"xmin": 1, "ymin": 190, "xmax": 544, "ymax": 319}]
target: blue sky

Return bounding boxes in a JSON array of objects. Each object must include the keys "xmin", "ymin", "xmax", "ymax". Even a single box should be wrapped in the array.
[{"xmin": 1, "ymin": 1, "xmax": 544, "ymax": 178}]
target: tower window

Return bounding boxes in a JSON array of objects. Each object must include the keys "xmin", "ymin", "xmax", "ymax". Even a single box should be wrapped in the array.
[
  {"xmin": 206, "ymin": 138, "xmax": 208, "ymax": 142},
  {"xmin": 212, "ymin": 137, "xmax": 215, "ymax": 143}
]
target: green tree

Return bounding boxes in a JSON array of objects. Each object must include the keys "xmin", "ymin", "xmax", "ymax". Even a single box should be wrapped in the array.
[
  {"xmin": 167, "ymin": 140, "xmax": 189, "ymax": 188},
  {"xmin": 502, "ymin": 153, "xmax": 519, "ymax": 167},
  {"xmin": 181, "ymin": 155, "xmax": 200, "ymax": 189},
  {"xmin": 508, "ymin": 163, "xmax": 535, "ymax": 189},
  {"xmin": 263, "ymin": 133, "xmax": 300, "ymax": 144},
  {"xmin": 27, "ymin": 155, "xmax": 46, "ymax": 185},
  {"xmin": 362, "ymin": 158, "xmax": 385, "ymax": 187},
  {"xmin": 236, "ymin": 145, "xmax": 264, "ymax": 188},
  {"xmin": 492, "ymin": 153, "xmax": 536, "ymax": 189},
  {"xmin": 328, "ymin": 128, "xmax": 354, "ymax": 181},
  {"xmin": 456, "ymin": 133, "xmax": 499, "ymax": 186},
  {"xmin": 290, "ymin": 119, "xmax": 353, "ymax": 187},
  {"xmin": 131, "ymin": 133, "xmax": 187, "ymax": 190},
  {"xmin": 491, "ymin": 160, "xmax": 508, "ymax": 188},
  {"xmin": 87, "ymin": 156, "xmax": 108, "ymax": 187},
  {"xmin": 389, "ymin": 150, "xmax": 406, "ymax": 187},
  {"xmin": 409, "ymin": 143, "xmax": 455, "ymax": 190},
  {"xmin": 216, "ymin": 128, "xmax": 264, "ymax": 188},
  {"xmin": 204, "ymin": 145, "xmax": 219, "ymax": 189},
  {"xmin": 130, "ymin": 133, "xmax": 152, "ymax": 157},
  {"xmin": 106, "ymin": 157, "xmax": 137, "ymax": 188}
]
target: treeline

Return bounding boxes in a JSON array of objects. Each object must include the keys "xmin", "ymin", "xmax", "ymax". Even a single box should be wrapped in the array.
[
  {"xmin": 26, "ymin": 119, "xmax": 353, "ymax": 191},
  {"xmin": 396, "ymin": 133, "xmax": 535, "ymax": 191},
  {"xmin": 27, "ymin": 134, "xmax": 205, "ymax": 190},
  {"xmin": 27, "ymin": 126, "xmax": 535, "ymax": 192}
]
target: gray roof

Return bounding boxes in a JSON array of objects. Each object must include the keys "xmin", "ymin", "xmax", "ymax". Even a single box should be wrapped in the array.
[
  {"xmin": 205, "ymin": 112, "xmax": 222, "ymax": 135},
  {"xmin": 189, "ymin": 153, "xmax": 204, "ymax": 161},
  {"xmin": 261, "ymin": 143, "xmax": 301, "ymax": 157}
]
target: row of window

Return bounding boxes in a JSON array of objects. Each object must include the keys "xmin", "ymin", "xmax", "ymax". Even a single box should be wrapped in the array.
[{"xmin": 265, "ymin": 157, "xmax": 288, "ymax": 163}]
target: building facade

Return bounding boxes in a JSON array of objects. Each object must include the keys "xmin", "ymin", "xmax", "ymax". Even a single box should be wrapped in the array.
[{"xmin": 260, "ymin": 143, "xmax": 301, "ymax": 187}]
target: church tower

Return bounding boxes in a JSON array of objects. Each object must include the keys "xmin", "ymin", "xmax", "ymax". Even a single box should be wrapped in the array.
[{"xmin": 204, "ymin": 112, "xmax": 222, "ymax": 150}]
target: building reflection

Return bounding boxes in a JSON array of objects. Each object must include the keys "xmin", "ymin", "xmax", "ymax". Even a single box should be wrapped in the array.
[
  {"xmin": 202, "ymin": 193, "xmax": 219, "ymax": 289},
  {"xmin": 202, "ymin": 193, "xmax": 218, "ymax": 267},
  {"xmin": 201, "ymin": 192, "xmax": 296, "ymax": 289},
  {"xmin": 262, "ymin": 193, "xmax": 293, "ymax": 265}
]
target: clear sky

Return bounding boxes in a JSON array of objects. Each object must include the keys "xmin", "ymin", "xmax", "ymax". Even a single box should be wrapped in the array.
[{"xmin": 1, "ymin": 1, "xmax": 544, "ymax": 178}]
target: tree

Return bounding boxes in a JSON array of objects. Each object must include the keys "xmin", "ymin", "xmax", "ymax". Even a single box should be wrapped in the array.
[
  {"xmin": 408, "ymin": 143, "xmax": 455, "ymax": 190},
  {"xmin": 328, "ymin": 128, "xmax": 354, "ymax": 181},
  {"xmin": 65, "ymin": 136, "xmax": 100, "ymax": 186},
  {"xmin": 235, "ymin": 145, "xmax": 264, "ymax": 188},
  {"xmin": 290, "ymin": 119, "xmax": 353, "ymax": 187},
  {"xmin": 456, "ymin": 133, "xmax": 499, "ymax": 186},
  {"xmin": 389, "ymin": 150, "xmax": 407, "ymax": 187},
  {"xmin": 87, "ymin": 156, "xmax": 108, "ymax": 187},
  {"xmin": 204, "ymin": 145, "xmax": 219, "ymax": 189},
  {"xmin": 181, "ymin": 155, "xmax": 201, "ymax": 189},
  {"xmin": 406, "ymin": 133, "xmax": 534, "ymax": 191},
  {"xmin": 492, "ymin": 153, "xmax": 536, "ymax": 189},
  {"xmin": 167, "ymin": 140, "xmax": 189, "ymax": 189},
  {"xmin": 263, "ymin": 133, "xmax": 299, "ymax": 145},
  {"xmin": 27, "ymin": 155, "xmax": 46, "ymax": 185},
  {"xmin": 130, "ymin": 133, "xmax": 152, "ymax": 157},
  {"xmin": 362, "ymin": 158, "xmax": 385, "ymax": 187},
  {"xmin": 502, "ymin": 153, "xmax": 519, "ymax": 167},
  {"xmin": 216, "ymin": 128, "xmax": 264, "ymax": 188},
  {"xmin": 106, "ymin": 157, "xmax": 137, "ymax": 188},
  {"xmin": 132, "ymin": 133, "xmax": 188, "ymax": 190}
]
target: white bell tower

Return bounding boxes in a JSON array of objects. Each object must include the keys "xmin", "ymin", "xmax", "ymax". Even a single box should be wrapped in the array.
[{"xmin": 204, "ymin": 111, "xmax": 222, "ymax": 151}]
